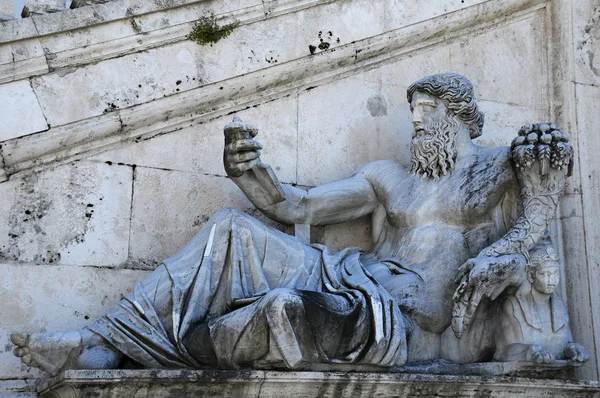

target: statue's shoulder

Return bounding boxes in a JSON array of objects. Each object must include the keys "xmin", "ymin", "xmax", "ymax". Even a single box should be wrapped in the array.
[
  {"xmin": 478, "ymin": 145, "xmax": 512, "ymax": 168},
  {"xmin": 355, "ymin": 160, "xmax": 408, "ymax": 181},
  {"xmin": 474, "ymin": 146, "xmax": 517, "ymax": 186}
]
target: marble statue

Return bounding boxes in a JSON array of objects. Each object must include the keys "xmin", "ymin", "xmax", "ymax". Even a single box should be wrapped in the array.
[
  {"xmin": 493, "ymin": 241, "xmax": 588, "ymax": 364},
  {"xmin": 11, "ymin": 73, "xmax": 584, "ymax": 376}
]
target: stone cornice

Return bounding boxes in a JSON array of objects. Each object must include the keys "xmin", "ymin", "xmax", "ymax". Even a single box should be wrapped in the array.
[
  {"xmin": 1, "ymin": 0, "xmax": 546, "ymax": 180},
  {"xmin": 0, "ymin": 0, "xmax": 337, "ymax": 83}
]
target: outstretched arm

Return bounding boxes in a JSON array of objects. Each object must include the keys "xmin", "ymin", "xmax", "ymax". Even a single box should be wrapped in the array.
[
  {"xmin": 452, "ymin": 123, "xmax": 574, "ymax": 337},
  {"xmin": 224, "ymin": 117, "xmax": 379, "ymax": 225}
]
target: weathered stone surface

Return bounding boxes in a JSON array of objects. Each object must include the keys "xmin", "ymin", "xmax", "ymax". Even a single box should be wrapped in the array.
[
  {"xmin": 574, "ymin": 83, "xmax": 600, "ymax": 377},
  {"xmin": 38, "ymin": 370, "xmax": 600, "ymax": 398},
  {"xmin": 0, "ymin": 80, "xmax": 47, "ymax": 141},
  {"xmin": 574, "ymin": 0, "xmax": 600, "ymax": 86},
  {"xmin": 12, "ymin": 73, "xmax": 580, "ymax": 380},
  {"xmin": 559, "ymin": 193, "xmax": 599, "ymax": 381},
  {"xmin": 91, "ymin": 94, "xmax": 298, "ymax": 184},
  {"xmin": 127, "ymin": 167, "xmax": 285, "ymax": 269},
  {"xmin": 0, "ymin": 37, "xmax": 48, "ymax": 84},
  {"xmin": 31, "ymin": 41, "xmax": 205, "ymax": 127},
  {"xmin": 448, "ymin": 10, "xmax": 548, "ymax": 109},
  {"xmin": 0, "ymin": 161, "xmax": 132, "ymax": 266},
  {"xmin": 0, "ymin": 263, "xmax": 149, "ymax": 379},
  {"xmin": 0, "ymin": 16, "xmax": 37, "ymax": 43},
  {"xmin": 1, "ymin": 112, "xmax": 122, "ymax": 172},
  {"xmin": 1, "ymin": 0, "xmax": 600, "ymax": 393},
  {"xmin": 473, "ymin": 101, "xmax": 544, "ymax": 148},
  {"xmin": 0, "ymin": 379, "xmax": 36, "ymax": 398},
  {"xmin": 297, "ymin": 67, "xmax": 408, "ymax": 186}
]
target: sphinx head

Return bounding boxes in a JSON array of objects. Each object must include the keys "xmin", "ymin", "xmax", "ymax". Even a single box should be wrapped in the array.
[
  {"xmin": 527, "ymin": 244, "xmax": 561, "ymax": 295},
  {"xmin": 407, "ymin": 73, "xmax": 484, "ymax": 179}
]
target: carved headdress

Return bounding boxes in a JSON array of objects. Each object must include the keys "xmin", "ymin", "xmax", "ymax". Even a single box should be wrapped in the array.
[
  {"xmin": 407, "ymin": 73, "xmax": 485, "ymax": 139},
  {"xmin": 528, "ymin": 242, "xmax": 560, "ymax": 268}
]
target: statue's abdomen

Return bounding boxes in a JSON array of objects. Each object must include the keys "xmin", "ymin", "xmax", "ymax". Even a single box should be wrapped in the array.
[{"xmin": 366, "ymin": 222, "xmax": 470, "ymax": 333}]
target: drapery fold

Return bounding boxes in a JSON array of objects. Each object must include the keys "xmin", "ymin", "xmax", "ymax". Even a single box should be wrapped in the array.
[{"xmin": 90, "ymin": 209, "xmax": 406, "ymax": 369}]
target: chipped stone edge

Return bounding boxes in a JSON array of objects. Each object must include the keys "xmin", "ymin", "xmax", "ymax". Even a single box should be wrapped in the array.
[{"xmin": 0, "ymin": 0, "xmax": 547, "ymax": 181}]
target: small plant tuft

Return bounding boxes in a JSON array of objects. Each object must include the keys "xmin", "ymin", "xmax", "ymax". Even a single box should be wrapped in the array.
[{"xmin": 187, "ymin": 12, "xmax": 240, "ymax": 45}]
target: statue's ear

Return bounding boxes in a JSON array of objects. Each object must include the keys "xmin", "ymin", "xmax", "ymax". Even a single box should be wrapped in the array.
[{"xmin": 526, "ymin": 269, "xmax": 535, "ymax": 284}]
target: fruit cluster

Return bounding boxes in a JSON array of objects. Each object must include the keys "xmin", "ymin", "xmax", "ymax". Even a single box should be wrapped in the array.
[{"xmin": 510, "ymin": 123, "xmax": 573, "ymax": 175}]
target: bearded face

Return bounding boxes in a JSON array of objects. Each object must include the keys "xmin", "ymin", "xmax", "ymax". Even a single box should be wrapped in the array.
[{"xmin": 410, "ymin": 114, "xmax": 459, "ymax": 180}]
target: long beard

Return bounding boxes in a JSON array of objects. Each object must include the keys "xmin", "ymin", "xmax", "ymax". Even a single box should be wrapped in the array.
[{"xmin": 410, "ymin": 115, "xmax": 459, "ymax": 180}]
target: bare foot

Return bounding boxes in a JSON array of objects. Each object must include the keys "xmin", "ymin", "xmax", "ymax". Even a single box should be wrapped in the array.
[{"xmin": 11, "ymin": 329, "xmax": 121, "ymax": 376}]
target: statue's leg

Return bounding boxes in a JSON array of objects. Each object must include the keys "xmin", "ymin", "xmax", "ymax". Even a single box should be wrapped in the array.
[
  {"xmin": 182, "ymin": 288, "xmax": 371, "ymax": 369},
  {"xmin": 13, "ymin": 208, "xmax": 324, "ymax": 374}
]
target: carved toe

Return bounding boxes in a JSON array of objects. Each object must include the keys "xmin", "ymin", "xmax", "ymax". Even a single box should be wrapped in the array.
[
  {"xmin": 10, "ymin": 333, "xmax": 28, "ymax": 346},
  {"xmin": 13, "ymin": 347, "xmax": 28, "ymax": 357},
  {"xmin": 21, "ymin": 354, "xmax": 32, "ymax": 364}
]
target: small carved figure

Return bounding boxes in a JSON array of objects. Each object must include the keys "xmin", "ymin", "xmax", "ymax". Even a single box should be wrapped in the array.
[
  {"xmin": 11, "ymin": 73, "xmax": 578, "ymax": 376},
  {"xmin": 493, "ymin": 242, "xmax": 589, "ymax": 364}
]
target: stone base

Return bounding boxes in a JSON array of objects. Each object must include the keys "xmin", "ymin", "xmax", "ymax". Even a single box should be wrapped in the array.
[{"xmin": 39, "ymin": 370, "xmax": 600, "ymax": 398}]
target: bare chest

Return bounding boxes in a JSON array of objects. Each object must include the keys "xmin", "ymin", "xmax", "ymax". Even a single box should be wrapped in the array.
[{"xmin": 379, "ymin": 162, "xmax": 511, "ymax": 228}]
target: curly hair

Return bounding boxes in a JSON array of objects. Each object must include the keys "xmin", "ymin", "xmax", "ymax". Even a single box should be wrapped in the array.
[{"xmin": 407, "ymin": 73, "xmax": 485, "ymax": 139}]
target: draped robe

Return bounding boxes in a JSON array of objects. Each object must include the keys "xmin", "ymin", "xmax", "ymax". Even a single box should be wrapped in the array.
[{"xmin": 89, "ymin": 208, "xmax": 407, "ymax": 369}]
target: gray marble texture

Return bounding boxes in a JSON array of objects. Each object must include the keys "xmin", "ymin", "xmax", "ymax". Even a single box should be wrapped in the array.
[{"xmin": 11, "ymin": 73, "xmax": 586, "ymax": 377}]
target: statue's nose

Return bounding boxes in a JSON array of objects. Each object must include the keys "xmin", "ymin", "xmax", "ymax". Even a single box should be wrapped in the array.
[
  {"xmin": 412, "ymin": 109, "xmax": 424, "ymax": 126},
  {"xmin": 412, "ymin": 119, "xmax": 424, "ymax": 131}
]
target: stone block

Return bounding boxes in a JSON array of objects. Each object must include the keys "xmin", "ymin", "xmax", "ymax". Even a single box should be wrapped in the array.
[
  {"xmin": 0, "ymin": 263, "xmax": 149, "ymax": 379},
  {"xmin": 0, "ymin": 161, "xmax": 132, "ymax": 266},
  {"xmin": 39, "ymin": 19, "xmax": 137, "ymax": 60},
  {"xmin": 0, "ymin": 0, "xmax": 18, "ymax": 20},
  {"xmin": 2, "ymin": 112, "xmax": 122, "ymax": 170},
  {"xmin": 294, "ymin": 0, "xmax": 386, "ymax": 56},
  {"xmin": 0, "ymin": 80, "xmax": 48, "ymax": 141},
  {"xmin": 448, "ymin": 10, "xmax": 547, "ymax": 110},
  {"xmin": 128, "ymin": 167, "xmax": 286, "ymax": 268},
  {"xmin": 0, "ymin": 37, "xmax": 48, "ymax": 84},
  {"xmin": 31, "ymin": 41, "xmax": 205, "ymax": 127},
  {"xmin": 91, "ymin": 94, "xmax": 298, "ymax": 184},
  {"xmin": 573, "ymin": 0, "xmax": 600, "ymax": 86},
  {"xmin": 574, "ymin": 83, "xmax": 600, "ymax": 379},
  {"xmin": 473, "ymin": 100, "xmax": 544, "ymax": 148},
  {"xmin": 0, "ymin": 17, "xmax": 37, "ymax": 43}
]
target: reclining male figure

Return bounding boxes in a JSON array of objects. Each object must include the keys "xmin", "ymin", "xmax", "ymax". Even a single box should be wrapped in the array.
[{"xmin": 12, "ymin": 73, "xmax": 572, "ymax": 374}]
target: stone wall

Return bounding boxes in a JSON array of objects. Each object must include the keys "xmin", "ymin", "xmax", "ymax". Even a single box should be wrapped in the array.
[{"xmin": 1, "ymin": 0, "xmax": 599, "ymax": 393}]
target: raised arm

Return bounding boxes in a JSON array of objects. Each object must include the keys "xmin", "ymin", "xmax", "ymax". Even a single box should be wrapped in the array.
[
  {"xmin": 223, "ymin": 117, "xmax": 379, "ymax": 225},
  {"xmin": 452, "ymin": 123, "xmax": 574, "ymax": 337}
]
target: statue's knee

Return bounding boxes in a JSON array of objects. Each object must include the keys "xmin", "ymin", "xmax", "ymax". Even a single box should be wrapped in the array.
[
  {"xmin": 209, "ymin": 208, "xmax": 247, "ymax": 226},
  {"xmin": 263, "ymin": 288, "xmax": 304, "ymax": 314}
]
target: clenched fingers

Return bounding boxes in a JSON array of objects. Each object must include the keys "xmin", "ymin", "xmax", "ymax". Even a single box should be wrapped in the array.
[
  {"xmin": 228, "ymin": 158, "xmax": 261, "ymax": 174},
  {"xmin": 226, "ymin": 150, "xmax": 261, "ymax": 164},
  {"xmin": 226, "ymin": 139, "xmax": 263, "ymax": 153}
]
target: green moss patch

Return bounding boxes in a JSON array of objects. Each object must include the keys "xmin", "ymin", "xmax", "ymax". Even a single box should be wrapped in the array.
[{"xmin": 187, "ymin": 13, "xmax": 240, "ymax": 45}]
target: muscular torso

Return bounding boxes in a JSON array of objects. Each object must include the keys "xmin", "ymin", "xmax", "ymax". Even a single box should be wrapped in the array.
[{"xmin": 358, "ymin": 146, "xmax": 518, "ymax": 332}]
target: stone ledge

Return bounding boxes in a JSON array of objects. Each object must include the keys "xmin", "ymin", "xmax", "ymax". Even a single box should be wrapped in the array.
[{"xmin": 38, "ymin": 369, "xmax": 600, "ymax": 398}]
